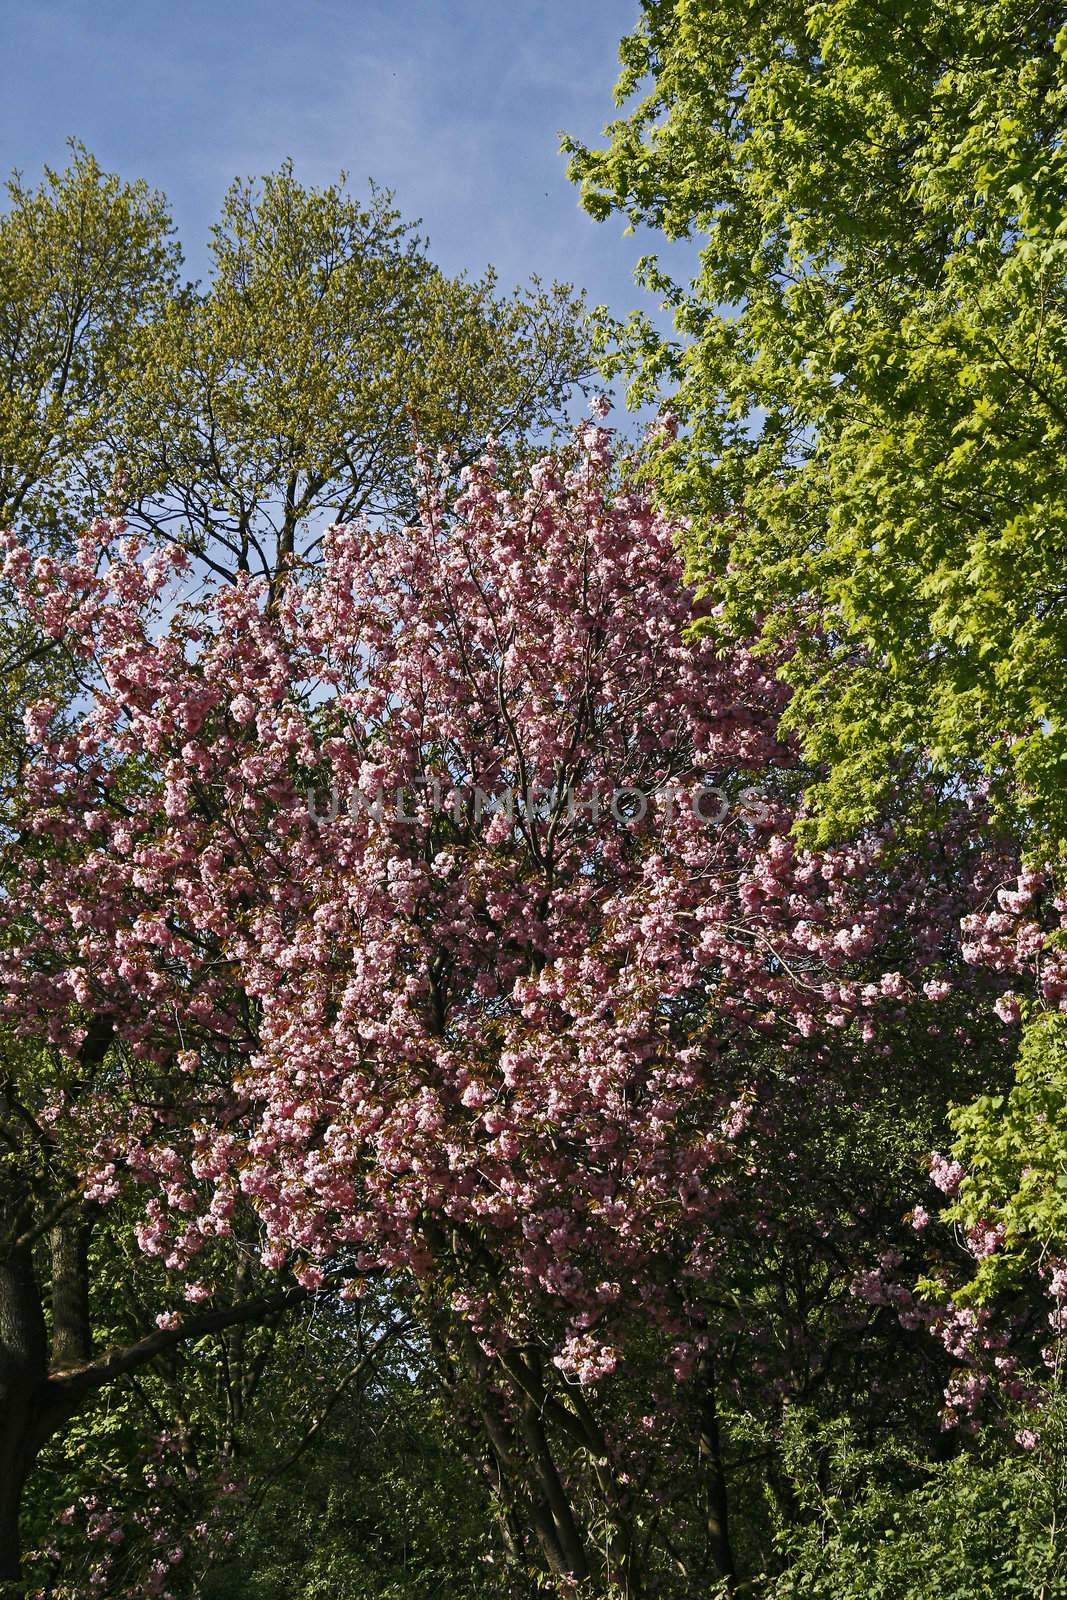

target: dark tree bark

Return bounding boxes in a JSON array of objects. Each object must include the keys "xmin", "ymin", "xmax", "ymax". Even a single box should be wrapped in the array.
[
  {"xmin": 0, "ymin": 1242, "xmax": 49, "ymax": 1583},
  {"xmin": 696, "ymin": 1351, "xmax": 737, "ymax": 1590},
  {"xmin": 451, "ymin": 1319, "xmax": 591, "ymax": 1583},
  {"xmin": 49, "ymin": 1217, "xmax": 92, "ymax": 1370}
]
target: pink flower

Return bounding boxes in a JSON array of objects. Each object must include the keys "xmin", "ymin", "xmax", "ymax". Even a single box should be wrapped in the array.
[
  {"xmin": 228, "ymin": 693, "xmax": 256, "ymax": 724},
  {"xmin": 294, "ymin": 1262, "xmax": 325, "ymax": 1291},
  {"xmin": 968, "ymin": 1220, "xmax": 1006, "ymax": 1258},
  {"xmin": 994, "ymin": 992, "xmax": 1021, "ymax": 1025},
  {"xmin": 670, "ymin": 1342, "xmax": 697, "ymax": 1380},
  {"xmin": 929, "ymin": 1154, "xmax": 965, "ymax": 1196},
  {"xmin": 22, "ymin": 699, "xmax": 55, "ymax": 744}
]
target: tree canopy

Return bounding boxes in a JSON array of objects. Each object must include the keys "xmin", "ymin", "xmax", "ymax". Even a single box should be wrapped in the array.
[
  {"xmin": 565, "ymin": 0, "xmax": 1067, "ymax": 856},
  {"xmin": 111, "ymin": 163, "xmax": 591, "ymax": 586}
]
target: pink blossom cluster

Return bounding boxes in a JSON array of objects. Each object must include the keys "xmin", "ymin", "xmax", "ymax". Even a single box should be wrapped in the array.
[{"xmin": 960, "ymin": 870, "xmax": 1067, "ymax": 1008}]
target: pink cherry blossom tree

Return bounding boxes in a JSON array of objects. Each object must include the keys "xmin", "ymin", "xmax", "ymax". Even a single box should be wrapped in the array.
[{"xmin": 0, "ymin": 421, "xmax": 1010, "ymax": 1593}]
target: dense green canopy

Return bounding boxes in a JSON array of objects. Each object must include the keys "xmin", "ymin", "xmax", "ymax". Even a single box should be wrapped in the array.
[{"xmin": 566, "ymin": 0, "xmax": 1067, "ymax": 856}]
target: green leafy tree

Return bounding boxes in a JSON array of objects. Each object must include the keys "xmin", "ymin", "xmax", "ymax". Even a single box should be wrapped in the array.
[
  {"xmin": 110, "ymin": 162, "xmax": 591, "ymax": 587},
  {"xmin": 565, "ymin": 0, "xmax": 1067, "ymax": 856},
  {"xmin": 763, "ymin": 1404, "xmax": 1067, "ymax": 1600},
  {"xmin": 939, "ymin": 1010, "xmax": 1067, "ymax": 1304},
  {"xmin": 0, "ymin": 141, "xmax": 179, "ymax": 543},
  {"xmin": 564, "ymin": 20, "xmax": 1067, "ymax": 1590}
]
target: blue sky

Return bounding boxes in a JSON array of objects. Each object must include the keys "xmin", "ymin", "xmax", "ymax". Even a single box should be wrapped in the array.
[{"xmin": 0, "ymin": 0, "xmax": 690, "ymax": 341}]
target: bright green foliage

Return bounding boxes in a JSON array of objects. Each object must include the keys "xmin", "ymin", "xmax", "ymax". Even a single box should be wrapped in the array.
[
  {"xmin": 0, "ymin": 152, "xmax": 590, "ymax": 592},
  {"xmin": 565, "ymin": 0, "xmax": 1067, "ymax": 855},
  {"xmin": 763, "ymin": 1405, "xmax": 1067, "ymax": 1599},
  {"xmin": 0, "ymin": 141, "xmax": 179, "ymax": 542},
  {"xmin": 111, "ymin": 163, "xmax": 591, "ymax": 585},
  {"xmin": 942, "ymin": 1011, "xmax": 1067, "ymax": 1302}
]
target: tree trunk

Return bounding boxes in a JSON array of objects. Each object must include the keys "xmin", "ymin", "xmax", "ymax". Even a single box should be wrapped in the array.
[
  {"xmin": 696, "ymin": 1352, "xmax": 737, "ymax": 1590},
  {"xmin": 516, "ymin": 1398, "xmax": 591, "ymax": 1583},
  {"xmin": 449, "ymin": 1318, "xmax": 590, "ymax": 1582},
  {"xmin": 0, "ymin": 1243, "xmax": 48, "ymax": 1583},
  {"xmin": 49, "ymin": 1217, "xmax": 92, "ymax": 1369},
  {"xmin": 0, "ymin": 1424, "xmax": 36, "ymax": 1586}
]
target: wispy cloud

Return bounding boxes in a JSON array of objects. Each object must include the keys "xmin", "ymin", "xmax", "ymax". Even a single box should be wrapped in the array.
[{"xmin": 1, "ymin": 1, "xmax": 692, "ymax": 342}]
